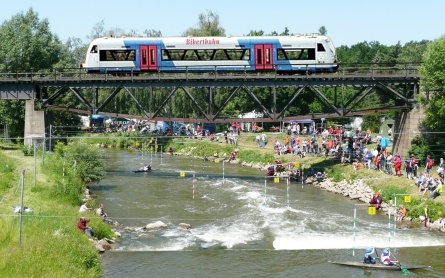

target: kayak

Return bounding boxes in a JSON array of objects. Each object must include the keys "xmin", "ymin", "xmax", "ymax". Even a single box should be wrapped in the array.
[
  {"xmin": 133, "ymin": 168, "xmax": 151, "ymax": 173},
  {"xmin": 329, "ymin": 261, "xmax": 431, "ymax": 271}
]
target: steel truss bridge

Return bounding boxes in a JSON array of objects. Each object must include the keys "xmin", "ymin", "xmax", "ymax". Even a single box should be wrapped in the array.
[{"xmin": 0, "ymin": 66, "xmax": 419, "ymax": 123}]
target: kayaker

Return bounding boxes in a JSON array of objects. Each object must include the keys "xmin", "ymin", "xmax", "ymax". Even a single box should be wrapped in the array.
[
  {"xmin": 381, "ymin": 249, "xmax": 399, "ymax": 266},
  {"xmin": 143, "ymin": 165, "xmax": 151, "ymax": 171},
  {"xmin": 363, "ymin": 247, "xmax": 376, "ymax": 264}
]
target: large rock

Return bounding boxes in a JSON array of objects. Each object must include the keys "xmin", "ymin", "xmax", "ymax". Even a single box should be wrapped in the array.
[
  {"xmin": 178, "ymin": 223, "xmax": 192, "ymax": 229},
  {"xmin": 145, "ymin": 221, "xmax": 168, "ymax": 230}
]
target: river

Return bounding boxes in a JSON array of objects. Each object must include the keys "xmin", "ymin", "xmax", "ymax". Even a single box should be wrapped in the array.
[{"xmin": 92, "ymin": 149, "xmax": 445, "ymax": 277}]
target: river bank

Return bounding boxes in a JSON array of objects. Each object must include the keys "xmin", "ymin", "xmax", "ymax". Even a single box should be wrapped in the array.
[{"xmin": 0, "ymin": 142, "xmax": 114, "ymax": 277}]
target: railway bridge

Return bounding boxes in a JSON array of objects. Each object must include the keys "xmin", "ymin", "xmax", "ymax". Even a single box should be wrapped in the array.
[{"xmin": 0, "ymin": 65, "xmax": 420, "ymax": 155}]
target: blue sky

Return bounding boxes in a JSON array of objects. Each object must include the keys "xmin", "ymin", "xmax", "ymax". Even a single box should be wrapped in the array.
[{"xmin": 1, "ymin": 0, "xmax": 444, "ymax": 47}]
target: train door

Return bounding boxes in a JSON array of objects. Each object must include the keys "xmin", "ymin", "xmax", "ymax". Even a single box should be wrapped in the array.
[
  {"xmin": 254, "ymin": 44, "xmax": 273, "ymax": 70},
  {"xmin": 140, "ymin": 45, "xmax": 158, "ymax": 71}
]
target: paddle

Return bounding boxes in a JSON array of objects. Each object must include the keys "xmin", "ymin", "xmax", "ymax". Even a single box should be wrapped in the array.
[{"xmin": 391, "ymin": 252, "xmax": 410, "ymax": 274}]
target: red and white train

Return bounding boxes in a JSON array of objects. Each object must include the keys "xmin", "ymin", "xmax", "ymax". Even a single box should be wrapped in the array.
[{"xmin": 81, "ymin": 34, "xmax": 338, "ymax": 74}]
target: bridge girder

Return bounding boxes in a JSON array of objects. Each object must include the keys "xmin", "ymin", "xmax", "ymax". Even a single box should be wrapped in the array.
[{"xmin": 0, "ymin": 72, "xmax": 419, "ymax": 123}]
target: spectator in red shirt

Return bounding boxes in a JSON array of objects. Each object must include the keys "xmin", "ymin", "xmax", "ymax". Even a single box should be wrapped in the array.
[{"xmin": 77, "ymin": 217, "xmax": 95, "ymax": 238}]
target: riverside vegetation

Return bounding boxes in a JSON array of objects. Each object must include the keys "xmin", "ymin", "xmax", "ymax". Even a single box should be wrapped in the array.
[
  {"xmin": 1, "ymin": 131, "xmax": 444, "ymax": 276},
  {"xmin": 0, "ymin": 140, "xmax": 114, "ymax": 278}
]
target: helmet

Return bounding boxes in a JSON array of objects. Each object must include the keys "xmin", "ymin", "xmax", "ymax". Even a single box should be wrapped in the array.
[
  {"xmin": 382, "ymin": 249, "xmax": 389, "ymax": 255},
  {"xmin": 366, "ymin": 247, "xmax": 373, "ymax": 253}
]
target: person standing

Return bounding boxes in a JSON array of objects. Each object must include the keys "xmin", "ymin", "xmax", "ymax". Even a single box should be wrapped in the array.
[
  {"xmin": 425, "ymin": 155, "xmax": 433, "ymax": 174},
  {"xmin": 394, "ymin": 154, "xmax": 402, "ymax": 177},
  {"xmin": 386, "ymin": 152, "xmax": 393, "ymax": 174},
  {"xmin": 261, "ymin": 133, "xmax": 267, "ymax": 147},
  {"xmin": 411, "ymin": 154, "xmax": 418, "ymax": 178},
  {"xmin": 255, "ymin": 134, "xmax": 261, "ymax": 147}
]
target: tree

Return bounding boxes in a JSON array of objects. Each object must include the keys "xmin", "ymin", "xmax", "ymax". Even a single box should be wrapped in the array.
[
  {"xmin": 0, "ymin": 8, "xmax": 63, "ymax": 139},
  {"xmin": 143, "ymin": 29, "xmax": 162, "ymax": 37},
  {"xmin": 60, "ymin": 140, "xmax": 106, "ymax": 184},
  {"xmin": 182, "ymin": 11, "xmax": 225, "ymax": 36},
  {"xmin": 0, "ymin": 8, "xmax": 62, "ymax": 71},
  {"xmin": 318, "ymin": 26, "xmax": 327, "ymax": 35}
]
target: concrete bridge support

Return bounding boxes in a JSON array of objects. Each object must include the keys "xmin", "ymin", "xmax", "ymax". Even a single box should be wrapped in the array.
[
  {"xmin": 392, "ymin": 106, "xmax": 424, "ymax": 157},
  {"xmin": 24, "ymin": 100, "xmax": 45, "ymax": 146}
]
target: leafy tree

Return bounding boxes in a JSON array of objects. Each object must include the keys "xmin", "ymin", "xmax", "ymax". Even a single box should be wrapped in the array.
[
  {"xmin": 419, "ymin": 36, "xmax": 445, "ymax": 94},
  {"xmin": 247, "ymin": 30, "xmax": 265, "ymax": 36},
  {"xmin": 318, "ymin": 26, "xmax": 327, "ymax": 35},
  {"xmin": 143, "ymin": 29, "xmax": 163, "ymax": 37},
  {"xmin": 182, "ymin": 11, "xmax": 225, "ymax": 36},
  {"xmin": 0, "ymin": 8, "xmax": 63, "ymax": 139},
  {"xmin": 58, "ymin": 140, "xmax": 106, "ymax": 183},
  {"xmin": 408, "ymin": 135, "xmax": 432, "ymax": 161}
]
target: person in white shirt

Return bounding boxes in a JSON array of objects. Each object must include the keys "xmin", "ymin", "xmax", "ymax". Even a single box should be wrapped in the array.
[
  {"xmin": 380, "ymin": 249, "xmax": 399, "ymax": 266},
  {"xmin": 79, "ymin": 201, "xmax": 92, "ymax": 213}
]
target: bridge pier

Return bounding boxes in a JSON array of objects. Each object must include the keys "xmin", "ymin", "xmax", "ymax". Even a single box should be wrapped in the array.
[
  {"xmin": 24, "ymin": 100, "xmax": 45, "ymax": 146},
  {"xmin": 392, "ymin": 106, "xmax": 424, "ymax": 157}
]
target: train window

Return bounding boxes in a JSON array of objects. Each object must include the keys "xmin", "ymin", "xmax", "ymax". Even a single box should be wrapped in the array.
[
  {"xmin": 227, "ymin": 49, "xmax": 250, "ymax": 60},
  {"xmin": 161, "ymin": 50, "xmax": 172, "ymax": 60},
  {"xmin": 183, "ymin": 50, "xmax": 199, "ymax": 60},
  {"xmin": 277, "ymin": 48, "xmax": 315, "ymax": 60},
  {"xmin": 213, "ymin": 50, "xmax": 229, "ymax": 60},
  {"xmin": 99, "ymin": 50, "xmax": 136, "ymax": 61},
  {"xmin": 163, "ymin": 50, "xmax": 183, "ymax": 60},
  {"xmin": 161, "ymin": 49, "xmax": 250, "ymax": 61},
  {"xmin": 197, "ymin": 50, "xmax": 213, "ymax": 60},
  {"xmin": 277, "ymin": 49, "xmax": 289, "ymax": 60},
  {"xmin": 317, "ymin": 43, "xmax": 326, "ymax": 52}
]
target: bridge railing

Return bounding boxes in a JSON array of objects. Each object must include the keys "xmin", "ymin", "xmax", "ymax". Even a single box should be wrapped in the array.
[
  {"xmin": 0, "ymin": 62, "xmax": 420, "ymax": 82},
  {"xmin": 337, "ymin": 62, "xmax": 420, "ymax": 78}
]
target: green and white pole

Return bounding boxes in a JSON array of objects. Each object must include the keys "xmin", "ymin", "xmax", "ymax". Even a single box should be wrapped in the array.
[
  {"xmin": 264, "ymin": 179, "xmax": 267, "ymax": 207},
  {"xmin": 222, "ymin": 160, "xmax": 225, "ymax": 184},
  {"xmin": 394, "ymin": 197, "xmax": 397, "ymax": 236},
  {"xmin": 353, "ymin": 208, "xmax": 356, "ymax": 256},
  {"xmin": 388, "ymin": 207, "xmax": 391, "ymax": 247}
]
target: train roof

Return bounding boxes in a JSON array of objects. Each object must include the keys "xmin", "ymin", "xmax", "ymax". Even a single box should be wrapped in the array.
[{"xmin": 90, "ymin": 34, "xmax": 333, "ymax": 44}]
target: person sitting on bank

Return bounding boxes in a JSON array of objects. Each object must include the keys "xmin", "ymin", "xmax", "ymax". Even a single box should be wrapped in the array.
[
  {"xmin": 143, "ymin": 164, "xmax": 151, "ymax": 171},
  {"xmin": 168, "ymin": 146, "xmax": 174, "ymax": 154},
  {"xmin": 79, "ymin": 201, "xmax": 92, "ymax": 213},
  {"xmin": 96, "ymin": 204, "xmax": 114, "ymax": 224},
  {"xmin": 397, "ymin": 204, "xmax": 407, "ymax": 221},
  {"xmin": 363, "ymin": 247, "xmax": 376, "ymax": 264},
  {"xmin": 381, "ymin": 249, "xmax": 399, "ymax": 266},
  {"xmin": 369, "ymin": 192, "xmax": 382, "ymax": 210},
  {"xmin": 77, "ymin": 217, "xmax": 95, "ymax": 238}
]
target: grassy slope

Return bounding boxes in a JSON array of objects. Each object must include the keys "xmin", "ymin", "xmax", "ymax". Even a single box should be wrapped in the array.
[{"xmin": 0, "ymin": 145, "xmax": 104, "ymax": 278}]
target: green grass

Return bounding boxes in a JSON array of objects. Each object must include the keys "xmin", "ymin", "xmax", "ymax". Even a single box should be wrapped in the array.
[{"xmin": 0, "ymin": 144, "xmax": 114, "ymax": 278}]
